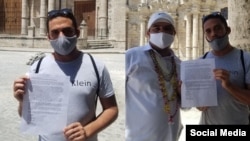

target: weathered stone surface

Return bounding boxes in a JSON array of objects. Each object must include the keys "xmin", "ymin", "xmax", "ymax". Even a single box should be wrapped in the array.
[{"xmin": 228, "ymin": 0, "xmax": 250, "ymax": 52}]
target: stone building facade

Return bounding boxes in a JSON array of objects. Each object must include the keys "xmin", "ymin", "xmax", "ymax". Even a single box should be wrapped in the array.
[
  {"xmin": 228, "ymin": 0, "xmax": 250, "ymax": 52},
  {"xmin": 0, "ymin": 0, "xmax": 249, "ymax": 60},
  {"xmin": 127, "ymin": 0, "xmax": 250, "ymax": 60},
  {"xmin": 0, "ymin": 0, "xmax": 126, "ymax": 49}
]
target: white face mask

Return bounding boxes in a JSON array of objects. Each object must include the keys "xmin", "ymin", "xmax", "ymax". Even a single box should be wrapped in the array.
[
  {"xmin": 149, "ymin": 32, "xmax": 174, "ymax": 49},
  {"xmin": 50, "ymin": 35, "xmax": 77, "ymax": 55}
]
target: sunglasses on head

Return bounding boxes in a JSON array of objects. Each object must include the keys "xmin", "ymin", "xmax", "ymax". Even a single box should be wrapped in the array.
[
  {"xmin": 48, "ymin": 8, "xmax": 73, "ymax": 18},
  {"xmin": 202, "ymin": 12, "xmax": 225, "ymax": 22}
]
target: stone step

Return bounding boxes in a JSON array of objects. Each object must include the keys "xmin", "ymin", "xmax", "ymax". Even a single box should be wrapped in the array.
[{"xmin": 87, "ymin": 40, "xmax": 113, "ymax": 49}]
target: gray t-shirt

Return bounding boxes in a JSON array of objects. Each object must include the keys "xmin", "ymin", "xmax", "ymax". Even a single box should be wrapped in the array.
[
  {"xmin": 29, "ymin": 52, "xmax": 114, "ymax": 141},
  {"xmin": 200, "ymin": 48, "xmax": 250, "ymax": 124}
]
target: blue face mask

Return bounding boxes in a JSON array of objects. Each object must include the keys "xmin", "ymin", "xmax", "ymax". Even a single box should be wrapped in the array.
[
  {"xmin": 50, "ymin": 35, "xmax": 77, "ymax": 55},
  {"xmin": 207, "ymin": 34, "xmax": 229, "ymax": 51}
]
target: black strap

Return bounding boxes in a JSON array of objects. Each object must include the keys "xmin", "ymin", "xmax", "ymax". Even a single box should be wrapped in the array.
[
  {"xmin": 87, "ymin": 53, "xmax": 100, "ymax": 110},
  {"xmin": 35, "ymin": 57, "xmax": 44, "ymax": 73},
  {"xmin": 87, "ymin": 53, "xmax": 100, "ymax": 95},
  {"xmin": 202, "ymin": 52, "xmax": 208, "ymax": 59},
  {"xmin": 240, "ymin": 49, "xmax": 247, "ymax": 88},
  {"xmin": 240, "ymin": 49, "xmax": 246, "ymax": 75}
]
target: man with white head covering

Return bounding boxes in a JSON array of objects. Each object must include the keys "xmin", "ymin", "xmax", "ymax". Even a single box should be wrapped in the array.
[{"xmin": 125, "ymin": 11, "xmax": 183, "ymax": 141}]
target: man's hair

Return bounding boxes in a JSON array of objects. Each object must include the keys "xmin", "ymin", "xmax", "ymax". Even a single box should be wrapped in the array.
[
  {"xmin": 202, "ymin": 12, "xmax": 228, "ymax": 28},
  {"xmin": 46, "ymin": 8, "xmax": 78, "ymax": 32}
]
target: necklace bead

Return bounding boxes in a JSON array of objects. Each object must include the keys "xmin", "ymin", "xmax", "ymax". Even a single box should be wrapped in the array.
[{"xmin": 149, "ymin": 49, "xmax": 179, "ymax": 123}]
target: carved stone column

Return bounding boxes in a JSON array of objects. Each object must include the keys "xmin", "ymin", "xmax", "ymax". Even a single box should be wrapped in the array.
[
  {"xmin": 192, "ymin": 12, "xmax": 199, "ymax": 59},
  {"xmin": 98, "ymin": 0, "xmax": 108, "ymax": 39},
  {"xmin": 228, "ymin": 0, "xmax": 250, "ymax": 51},
  {"xmin": 30, "ymin": 0, "xmax": 35, "ymax": 27},
  {"xmin": 21, "ymin": 0, "xmax": 28, "ymax": 35},
  {"xmin": 40, "ymin": 0, "xmax": 46, "ymax": 35},
  {"xmin": 61, "ymin": 0, "xmax": 67, "ymax": 9},
  {"xmin": 171, "ymin": 14, "xmax": 178, "ymax": 56},
  {"xmin": 48, "ymin": 0, "xmax": 55, "ymax": 12},
  {"xmin": 185, "ymin": 14, "xmax": 192, "ymax": 60},
  {"xmin": 139, "ymin": 16, "xmax": 146, "ymax": 46}
]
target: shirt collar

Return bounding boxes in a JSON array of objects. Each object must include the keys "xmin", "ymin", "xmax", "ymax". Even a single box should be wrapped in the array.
[
  {"xmin": 142, "ymin": 43, "xmax": 152, "ymax": 51},
  {"xmin": 143, "ymin": 43, "xmax": 175, "ymax": 57}
]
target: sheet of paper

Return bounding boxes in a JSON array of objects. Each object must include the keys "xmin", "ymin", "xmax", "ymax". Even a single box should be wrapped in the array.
[
  {"xmin": 180, "ymin": 58, "xmax": 217, "ymax": 108},
  {"xmin": 21, "ymin": 73, "xmax": 70, "ymax": 135}
]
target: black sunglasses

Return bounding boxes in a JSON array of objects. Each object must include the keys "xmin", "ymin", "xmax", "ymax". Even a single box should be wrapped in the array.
[
  {"xmin": 47, "ymin": 8, "xmax": 73, "ymax": 18},
  {"xmin": 202, "ymin": 12, "xmax": 226, "ymax": 23},
  {"xmin": 202, "ymin": 11, "xmax": 228, "ymax": 27}
]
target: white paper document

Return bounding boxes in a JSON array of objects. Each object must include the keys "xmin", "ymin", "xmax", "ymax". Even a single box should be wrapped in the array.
[
  {"xmin": 180, "ymin": 59, "xmax": 217, "ymax": 108},
  {"xmin": 21, "ymin": 73, "xmax": 70, "ymax": 135}
]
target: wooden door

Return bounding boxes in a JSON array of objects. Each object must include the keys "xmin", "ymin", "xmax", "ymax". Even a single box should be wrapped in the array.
[
  {"xmin": 0, "ymin": 0, "xmax": 5, "ymax": 33},
  {"xmin": 0, "ymin": 0, "xmax": 21, "ymax": 34},
  {"xmin": 74, "ymin": 1, "xmax": 96, "ymax": 37}
]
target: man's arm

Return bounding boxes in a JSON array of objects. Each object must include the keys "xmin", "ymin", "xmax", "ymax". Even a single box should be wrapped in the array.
[
  {"xmin": 64, "ymin": 95, "xmax": 118, "ymax": 141},
  {"xmin": 214, "ymin": 68, "xmax": 250, "ymax": 104},
  {"xmin": 82, "ymin": 95, "xmax": 118, "ymax": 138},
  {"xmin": 225, "ymin": 83, "xmax": 250, "ymax": 105}
]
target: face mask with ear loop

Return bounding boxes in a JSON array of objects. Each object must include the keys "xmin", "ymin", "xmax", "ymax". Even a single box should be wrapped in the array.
[
  {"xmin": 149, "ymin": 32, "xmax": 174, "ymax": 49},
  {"xmin": 206, "ymin": 33, "xmax": 229, "ymax": 51},
  {"xmin": 50, "ymin": 35, "xmax": 77, "ymax": 55}
]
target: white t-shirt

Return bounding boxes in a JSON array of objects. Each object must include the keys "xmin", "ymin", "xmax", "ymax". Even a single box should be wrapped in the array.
[
  {"xmin": 126, "ymin": 44, "xmax": 183, "ymax": 141},
  {"xmin": 29, "ymin": 52, "xmax": 114, "ymax": 141}
]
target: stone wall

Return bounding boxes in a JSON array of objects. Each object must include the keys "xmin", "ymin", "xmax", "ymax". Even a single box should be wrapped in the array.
[
  {"xmin": 0, "ymin": 36, "xmax": 49, "ymax": 48},
  {"xmin": 1, "ymin": 0, "xmax": 249, "ymax": 53},
  {"xmin": 109, "ymin": 0, "xmax": 127, "ymax": 49},
  {"xmin": 228, "ymin": 0, "xmax": 250, "ymax": 52}
]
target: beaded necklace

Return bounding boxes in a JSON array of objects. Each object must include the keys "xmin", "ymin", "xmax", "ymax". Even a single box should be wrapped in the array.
[{"xmin": 149, "ymin": 49, "xmax": 179, "ymax": 124}]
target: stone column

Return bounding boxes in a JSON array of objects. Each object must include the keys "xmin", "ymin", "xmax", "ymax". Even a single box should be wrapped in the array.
[
  {"xmin": 98, "ymin": 0, "xmax": 108, "ymax": 39},
  {"xmin": 201, "ymin": 8, "xmax": 211, "ymax": 54},
  {"xmin": 228, "ymin": 0, "xmax": 250, "ymax": 52},
  {"xmin": 21, "ymin": 0, "xmax": 28, "ymax": 35},
  {"xmin": 30, "ymin": 0, "xmax": 35, "ymax": 27},
  {"xmin": 78, "ymin": 20, "xmax": 88, "ymax": 49},
  {"xmin": 40, "ymin": 0, "xmax": 46, "ymax": 36},
  {"xmin": 80, "ymin": 20, "xmax": 88, "ymax": 39},
  {"xmin": 61, "ymin": 0, "xmax": 67, "ymax": 9},
  {"xmin": 171, "ymin": 14, "xmax": 178, "ymax": 56},
  {"xmin": 139, "ymin": 16, "xmax": 146, "ymax": 46},
  {"xmin": 29, "ymin": 0, "xmax": 35, "ymax": 37},
  {"xmin": 185, "ymin": 14, "xmax": 192, "ymax": 60},
  {"xmin": 192, "ymin": 12, "xmax": 199, "ymax": 59},
  {"xmin": 48, "ymin": 0, "xmax": 55, "ymax": 12}
]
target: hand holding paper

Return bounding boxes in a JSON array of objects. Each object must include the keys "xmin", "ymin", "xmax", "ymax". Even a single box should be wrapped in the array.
[
  {"xmin": 180, "ymin": 59, "xmax": 217, "ymax": 108},
  {"xmin": 21, "ymin": 73, "xmax": 70, "ymax": 135}
]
